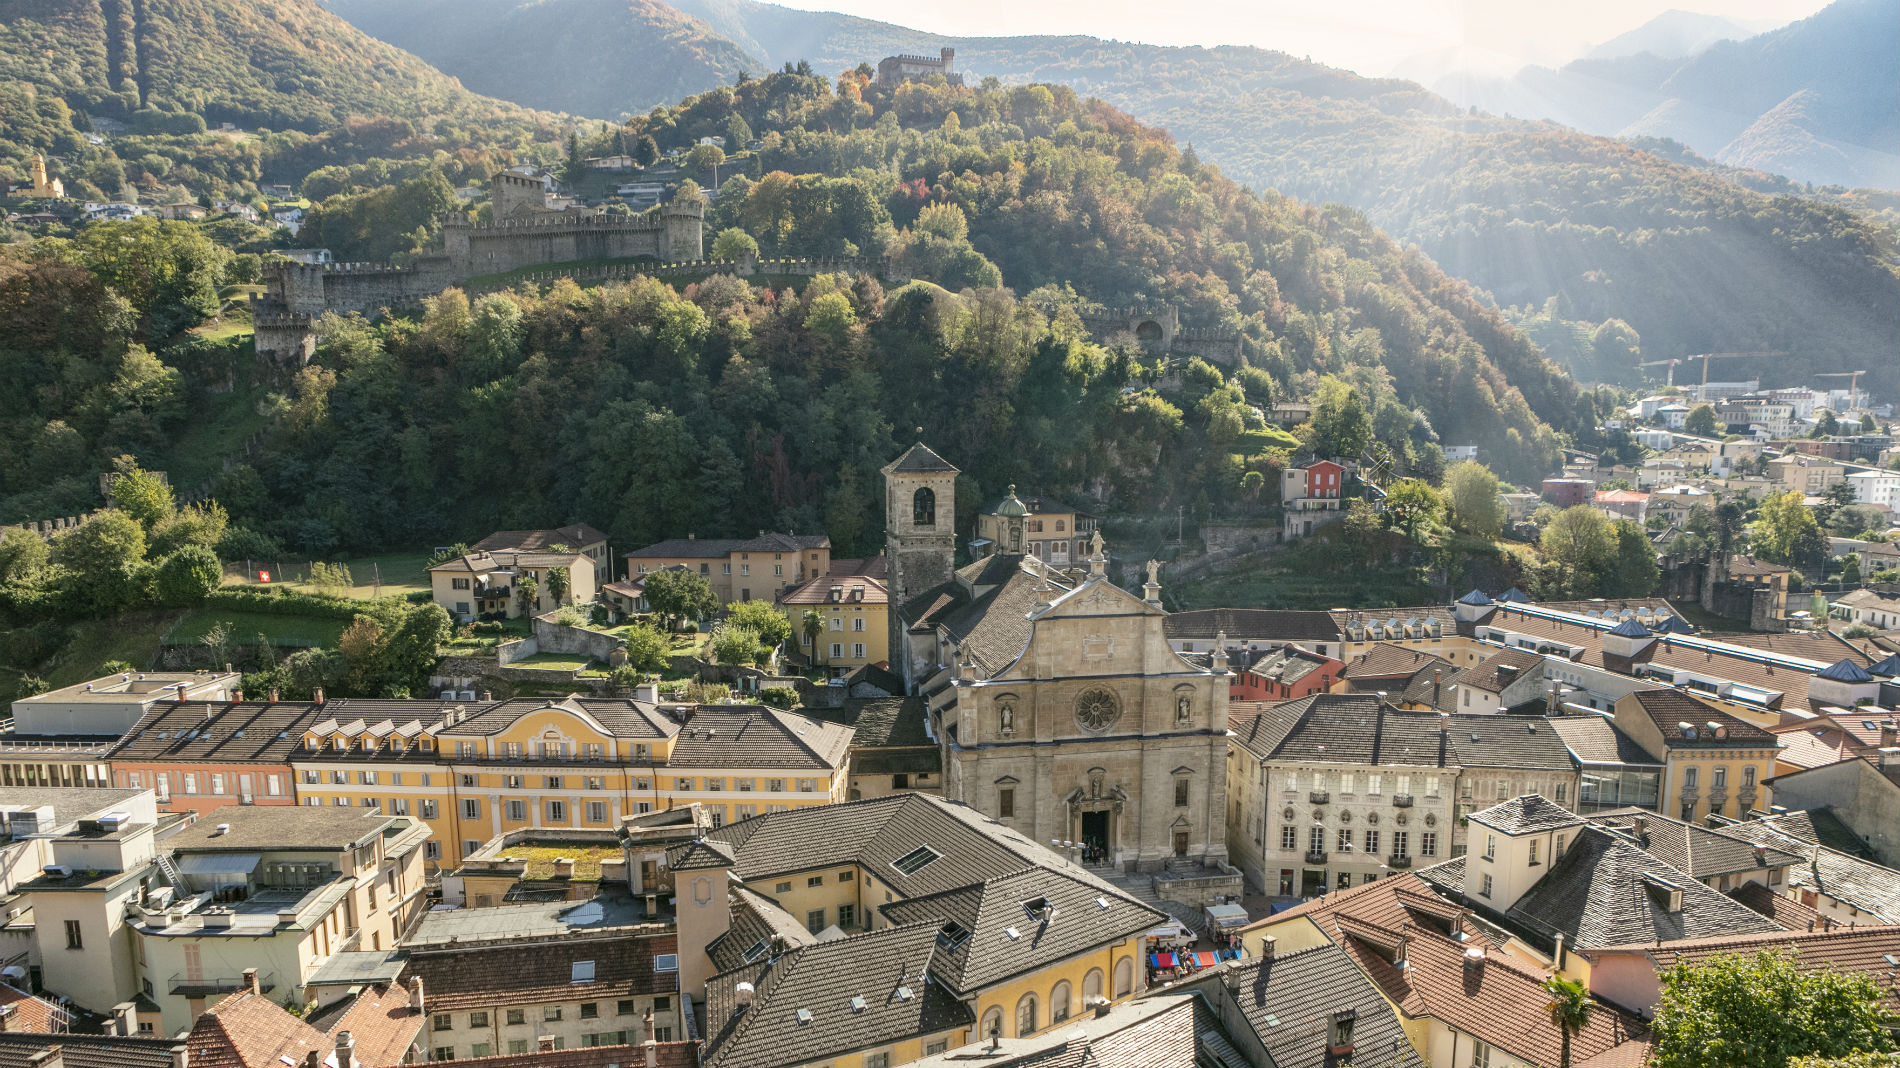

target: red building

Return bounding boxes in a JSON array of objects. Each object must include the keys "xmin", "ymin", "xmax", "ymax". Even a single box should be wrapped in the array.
[
  {"xmin": 1541, "ymin": 478, "xmax": 1594, "ymax": 508},
  {"xmin": 109, "ymin": 699, "xmax": 322, "ymax": 813},
  {"xmin": 1231, "ymin": 645, "xmax": 1344, "ymax": 702}
]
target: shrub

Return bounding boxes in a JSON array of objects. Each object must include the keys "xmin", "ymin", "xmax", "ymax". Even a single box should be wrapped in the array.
[
  {"xmin": 154, "ymin": 545, "xmax": 222, "ymax": 606},
  {"xmin": 759, "ymin": 685, "xmax": 798, "ymax": 710}
]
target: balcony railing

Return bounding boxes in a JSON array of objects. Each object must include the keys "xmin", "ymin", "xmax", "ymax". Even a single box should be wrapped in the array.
[
  {"xmin": 1304, "ymin": 849, "xmax": 1329, "ymax": 865},
  {"xmin": 1309, "ymin": 791, "xmax": 1331, "ymax": 805},
  {"xmin": 170, "ymin": 971, "xmax": 275, "ymax": 996},
  {"xmin": 1392, "ymin": 794, "xmax": 1415, "ymax": 808},
  {"xmin": 1387, "ymin": 854, "xmax": 1413, "ymax": 869}
]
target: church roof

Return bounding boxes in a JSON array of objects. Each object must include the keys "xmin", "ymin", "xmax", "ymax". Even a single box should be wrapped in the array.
[{"xmin": 884, "ymin": 443, "xmax": 959, "ymax": 474}]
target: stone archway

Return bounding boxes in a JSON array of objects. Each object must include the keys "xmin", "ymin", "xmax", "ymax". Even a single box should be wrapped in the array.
[{"xmin": 1066, "ymin": 769, "xmax": 1127, "ymax": 869}]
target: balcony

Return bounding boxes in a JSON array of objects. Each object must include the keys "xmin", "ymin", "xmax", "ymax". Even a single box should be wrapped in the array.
[
  {"xmin": 1304, "ymin": 849, "xmax": 1329, "ymax": 865},
  {"xmin": 1392, "ymin": 794, "xmax": 1414, "ymax": 808},
  {"xmin": 1309, "ymin": 791, "xmax": 1331, "ymax": 805},
  {"xmin": 170, "ymin": 971, "xmax": 275, "ymax": 996},
  {"xmin": 1387, "ymin": 854, "xmax": 1413, "ymax": 869}
]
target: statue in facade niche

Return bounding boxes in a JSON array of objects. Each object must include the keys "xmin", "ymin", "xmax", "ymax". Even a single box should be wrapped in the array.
[
  {"xmin": 1176, "ymin": 692, "xmax": 1193, "ymax": 725},
  {"xmin": 998, "ymin": 700, "xmax": 1015, "ymax": 734}
]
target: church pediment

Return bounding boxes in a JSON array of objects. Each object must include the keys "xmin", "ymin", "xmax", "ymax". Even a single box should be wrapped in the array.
[{"xmin": 1040, "ymin": 577, "xmax": 1159, "ymax": 619}]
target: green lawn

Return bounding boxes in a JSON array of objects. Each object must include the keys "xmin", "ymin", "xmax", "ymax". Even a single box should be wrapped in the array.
[
  {"xmin": 225, "ymin": 552, "xmax": 432, "ymax": 600},
  {"xmin": 510, "ymin": 653, "xmax": 593, "ymax": 671},
  {"xmin": 167, "ymin": 609, "xmax": 348, "ymax": 650}
]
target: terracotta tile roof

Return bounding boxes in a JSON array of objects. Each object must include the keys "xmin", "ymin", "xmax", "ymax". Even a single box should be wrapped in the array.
[
  {"xmin": 1726, "ymin": 880, "xmax": 1831, "ymax": 932},
  {"xmin": 440, "ymin": 697, "xmax": 677, "ymax": 740},
  {"xmin": 186, "ymin": 990, "xmax": 333, "ymax": 1068},
  {"xmin": 1346, "ymin": 922, "xmax": 1652, "ymax": 1068},
  {"xmin": 1341, "ymin": 644, "xmax": 1454, "ymax": 682},
  {"xmin": 0, "ymin": 984, "xmax": 68, "ymax": 1033},
  {"xmin": 1769, "ymin": 727, "xmax": 1860, "ymax": 770},
  {"xmin": 1625, "ymin": 690, "xmax": 1777, "ymax": 744},
  {"xmin": 1240, "ymin": 870, "xmax": 1491, "ymax": 946},
  {"xmin": 1456, "ymin": 648, "xmax": 1545, "ymax": 695},
  {"xmin": 700, "ymin": 923, "xmax": 974, "ymax": 1068},
  {"xmin": 402, "ymin": 933, "xmax": 677, "ymax": 1014},
  {"xmin": 1605, "ymin": 925, "xmax": 1900, "ymax": 1014},
  {"xmin": 775, "ymin": 574, "xmax": 888, "ymax": 607},
  {"xmin": 316, "ymin": 983, "xmax": 425, "ymax": 1067},
  {"xmin": 0, "ymin": 1036, "xmax": 183, "ymax": 1068}
]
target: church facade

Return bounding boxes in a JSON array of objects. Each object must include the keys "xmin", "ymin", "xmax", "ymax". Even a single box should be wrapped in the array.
[{"xmin": 883, "ymin": 444, "xmax": 1240, "ymax": 898}]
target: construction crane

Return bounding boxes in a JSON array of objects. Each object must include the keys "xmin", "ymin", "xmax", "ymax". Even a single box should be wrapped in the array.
[
  {"xmin": 1639, "ymin": 352, "xmax": 1784, "ymax": 392},
  {"xmin": 1814, "ymin": 371, "xmax": 1869, "ymax": 408}
]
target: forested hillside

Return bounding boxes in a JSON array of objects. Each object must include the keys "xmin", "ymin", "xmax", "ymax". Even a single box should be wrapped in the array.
[
  {"xmin": 325, "ymin": 0, "xmax": 1900, "ymax": 395},
  {"xmin": 1, "ymin": 73, "xmax": 1606, "ymax": 560},
  {"xmin": 317, "ymin": 0, "xmax": 760, "ymax": 119},
  {"xmin": 0, "ymin": 0, "xmax": 533, "ymax": 130}
]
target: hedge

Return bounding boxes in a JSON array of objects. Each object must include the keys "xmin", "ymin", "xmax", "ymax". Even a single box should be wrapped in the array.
[{"xmin": 201, "ymin": 587, "xmax": 370, "ymax": 621}]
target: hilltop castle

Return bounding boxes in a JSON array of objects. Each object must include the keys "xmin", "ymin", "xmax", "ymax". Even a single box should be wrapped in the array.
[
  {"xmin": 876, "ymin": 47, "xmax": 962, "ymax": 87},
  {"xmin": 253, "ymin": 170, "xmax": 702, "ymax": 364}
]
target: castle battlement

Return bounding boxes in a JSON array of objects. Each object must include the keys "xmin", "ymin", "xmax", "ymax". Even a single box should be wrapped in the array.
[{"xmin": 483, "ymin": 212, "xmax": 672, "ymax": 231}]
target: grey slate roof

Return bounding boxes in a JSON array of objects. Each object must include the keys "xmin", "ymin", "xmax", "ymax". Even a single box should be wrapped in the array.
[
  {"xmin": 1550, "ymin": 716, "xmax": 1663, "ymax": 766},
  {"xmin": 1496, "ymin": 827, "xmax": 1780, "ymax": 951},
  {"xmin": 111, "ymin": 700, "xmax": 326, "ymax": 762},
  {"xmin": 1714, "ymin": 817, "xmax": 1900, "ymax": 923},
  {"xmin": 1229, "ymin": 696, "xmax": 1577, "ymax": 772},
  {"xmin": 1625, "ymin": 690, "xmax": 1777, "ymax": 744},
  {"xmin": 879, "ymin": 866, "xmax": 1165, "ymax": 994},
  {"xmin": 1163, "ymin": 609, "xmax": 1341, "ymax": 642},
  {"xmin": 699, "ymin": 923, "xmax": 973, "ymax": 1068},
  {"xmin": 667, "ymin": 706, "xmax": 853, "ymax": 770},
  {"xmin": 884, "ymin": 443, "xmax": 960, "ymax": 474},
  {"xmin": 1469, "ymin": 795, "xmax": 1586, "ymax": 835},
  {"xmin": 804, "ymin": 698, "xmax": 941, "ymax": 777},
  {"xmin": 902, "ymin": 555, "xmax": 1084, "ymax": 677},
  {"xmin": 705, "ymin": 885, "xmax": 815, "ymax": 974},
  {"xmin": 1211, "ymin": 942, "xmax": 1424, "ymax": 1068},
  {"xmin": 441, "ymin": 697, "xmax": 678, "ymax": 740},
  {"xmin": 1447, "ymin": 714, "xmax": 1580, "ymax": 771},
  {"xmin": 1456, "ymin": 647, "xmax": 1545, "ymax": 695},
  {"xmin": 668, "ymin": 838, "xmax": 737, "ymax": 871},
  {"xmin": 1588, "ymin": 809, "xmax": 1806, "ymax": 877}
]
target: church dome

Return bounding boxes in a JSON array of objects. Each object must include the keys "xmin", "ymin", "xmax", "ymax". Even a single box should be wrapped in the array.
[{"xmin": 992, "ymin": 485, "xmax": 1029, "ymax": 518}]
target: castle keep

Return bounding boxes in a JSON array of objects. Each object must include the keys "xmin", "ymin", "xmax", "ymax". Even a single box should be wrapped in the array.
[{"xmin": 253, "ymin": 170, "xmax": 703, "ymax": 364}]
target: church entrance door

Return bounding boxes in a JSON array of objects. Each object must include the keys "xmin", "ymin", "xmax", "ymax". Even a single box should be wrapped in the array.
[
  {"xmin": 1172, "ymin": 831, "xmax": 1189, "ymax": 856},
  {"xmin": 1081, "ymin": 811, "xmax": 1110, "ymax": 866}
]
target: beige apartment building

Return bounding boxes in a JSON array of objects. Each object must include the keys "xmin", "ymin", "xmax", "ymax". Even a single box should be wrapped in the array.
[{"xmin": 624, "ymin": 532, "xmax": 831, "ymax": 605}]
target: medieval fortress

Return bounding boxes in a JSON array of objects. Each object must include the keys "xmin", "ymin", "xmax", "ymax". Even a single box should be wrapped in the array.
[{"xmin": 253, "ymin": 170, "xmax": 704, "ymax": 363}]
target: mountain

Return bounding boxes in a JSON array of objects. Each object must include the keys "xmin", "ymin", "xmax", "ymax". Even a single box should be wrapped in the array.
[
  {"xmin": 1442, "ymin": 0, "xmax": 1900, "ymax": 189},
  {"xmin": 323, "ymin": 0, "xmax": 1898, "ymax": 394},
  {"xmin": 1584, "ymin": 9, "xmax": 1777, "ymax": 61},
  {"xmin": 316, "ymin": 0, "xmax": 761, "ymax": 118},
  {"xmin": 0, "ymin": 0, "xmax": 533, "ymax": 130}
]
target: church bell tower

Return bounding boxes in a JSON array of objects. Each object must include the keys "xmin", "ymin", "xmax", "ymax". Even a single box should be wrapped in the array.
[{"xmin": 882, "ymin": 442, "xmax": 959, "ymax": 688}]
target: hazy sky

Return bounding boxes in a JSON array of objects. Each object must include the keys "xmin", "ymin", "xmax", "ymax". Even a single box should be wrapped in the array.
[{"xmin": 767, "ymin": 0, "xmax": 1833, "ymax": 75}]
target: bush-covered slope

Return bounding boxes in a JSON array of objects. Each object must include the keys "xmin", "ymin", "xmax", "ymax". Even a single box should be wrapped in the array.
[{"xmin": 0, "ymin": 0, "xmax": 531, "ymax": 130}]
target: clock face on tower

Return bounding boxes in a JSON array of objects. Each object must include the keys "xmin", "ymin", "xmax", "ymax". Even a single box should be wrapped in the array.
[{"xmin": 1074, "ymin": 688, "xmax": 1122, "ymax": 733}]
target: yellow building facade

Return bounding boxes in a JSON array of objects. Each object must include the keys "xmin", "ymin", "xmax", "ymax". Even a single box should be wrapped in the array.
[{"xmin": 776, "ymin": 563, "xmax": 890, "ymax": 674}]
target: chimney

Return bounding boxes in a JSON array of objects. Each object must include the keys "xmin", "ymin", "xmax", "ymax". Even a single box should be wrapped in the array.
[
  {"xmin": 333, "ymin": 1032, "xmax": 354, "ymax": 1068},
  {"xmin": 1631, "ymin": 814, "xmax": 1647, "ymax": 837},
  {"xmin": 1752, "ymin": 845, "xmax": 1767, "ymax": 866},
  {"xmin": 268, "ymin": 689, "xmax": 279, "ymax": 703},
  {"xmin": 1433, "ymin": 670, "xmax": 1443, "ymax": 707},
  {"xmin": 313, "ymin": 687, "xmax": 324, "ymax": 704},
  {"xmin": 232, "ymin": 689, "xmax": 243, "ymax": 702},
  {"xmin": 1552, "ymin": 932, "xmax": 1566, "ymax": 971},
  {"xmin": 170, "ymin": 1046, "xmax": 189, "ymax": 1068},
  {"xmin": 1259, "ymin": 934, "xmax": 1276, "ymax": 960},
  {"xmin": 1462, "ymin": 946, "xmax": 1486, "ymax": 974},
  {"xmin": 25, "ymin": 1049, "xmax": 59, "ymax": 1068},
  {"xmin": 0, "ymin": 1004, "xmax": 14, "ymax": 1031},
  {"xmin": 481, "ymin": 691, "xmax": 493, "ymax": 702},
  {"xmin": 303, "ymin": 1054, "xmax": 320, "ymax": 1068},
  {"xmin": 242, "ymin": 967, "xmax": 259, "ymax": 995},
  {"xmin": 176, "ymin": 683, "xmax": 189, "ymax": 702},
  {"xmin": 634, "ymin": 682, "xmax": 659, "ymax": 704},
  {"xmin": 553, "ymin": 857, "xmax": 575, "ymax": 879},
  {"xmin": 408, "ymin": 976, "xmax": 425, "ymax": 1016},
  {"xmin": 112, "ymin": 1002, "xmax": 138, "ymax": 1038},
  {"xmin": 644, "ymin": 1038, "xmax": 658, "ymax": 1068},
  {"xmin": 1882, "ymin": 721, "xmax": 1897, "ymax": 748}
]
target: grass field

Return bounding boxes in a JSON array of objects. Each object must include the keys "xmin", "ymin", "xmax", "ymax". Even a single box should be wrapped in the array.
[
  {"xmin": 509, "ymin": 653, "xmax": 593, "ymax": 671},
  {"xmin": 167, "ymin": 609, "xmax": 348, "ymax": 650},
  {"xmin": 38, "ymin": 610, "xmax": 188, "ymax": 687},
  {"xmin": 225, "ymin": 552, "xmax": 432, "ymax": 600}
]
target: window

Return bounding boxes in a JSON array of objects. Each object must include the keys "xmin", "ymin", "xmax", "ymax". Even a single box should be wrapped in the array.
[
  {"xmin": 913, "ymin": 487, "xmax": 936, "ymax": 526},
  {"xmin": 1281, "ymin": 825, "xmax": 1297, "ymax": 850},
  {"xmin": 1050, "ymin": 980, "xmax": 1073, "ymax": 1024},
  {"xmin": 1496, "ymin": 779, "xmax": 1508, "ymax": 801},
  {"xmin": 1425, "ymin": 775, "xmax": 1440, "ymax": 797},
  {"xmin": 434, "ymin": 1048, "xmax": 455, "ymax": 1061},
  {"xmin": 1367, "ymin": 773, "xmax": 1382, "ymax": 795},
  {"xmin": 1114, "ymin": 956, "xmax": 1136, "ymax": 997},
  {"xmin": 806, "ymin": 908, "xmax": 826, "ymax": 934},
  {"xmin": 1481, "ymin": 873, "xmax": 1494, "ymax": 898},
  {"xmin": 1174, "ymin": 778, "xmax": 1190, "ymax": 807},
  {"xmin": 1554, "ymin": 781, "xmax": 1567, "ymax": 803},
  {"xmin": 470, "ymin": 1044, "xmax": 491, "ymax": 1059},
  {"xmin": 426, "ymin": 842, "xmax": 441, "ymax": 860},
  {"xmin": 1684, "ymin": 767, "xmax": 1699, "ymax": 791},
  {"xmin": 893, "ymin": 845, "xmax": 941, "ymax": 876},
  {"xmin": 798, "ymin": 779, "xmax": 817, "ymax": 793},
  {"xmin": 1744, "ymin": 766, "xmax": 1757, "ymax": 789},
  {"xmin": 999, "ymin": 788, "xmax": 1015, "ymax": 819},
  {"xmin": 302, "ymin": 770, "xmax": 320, "ymax": 785},
  {"xmin": 506, "ymin": 800, "xmax": 526, "ymax": 822},
  {"xmin": 1485, "ymin": 834, "xmax": 1497, "ymax": 860},
  {"xmin": 618, "ymin": 1000, "xmax": 636, "ymax": 1016},
  {"xmin": 420, "ymin": 800, "xmax": 438, "ymax": 820},
  {"xmin": 980, "ymin": 1007, "xmax": 1005, "ymax": 1043},
  {"xmin": 507, "ymin": 1009, "xmax": 526, "ymax": 1026},
  {"xmin": 1309, "ymin": 826, "xmax": 1325, "ymax": 853},
  {"xmin": 1392, "ymin": 831, "xmax": 1409, "ymax": 860},
  {"xmin": 572, "ymin": 960, "xmax": 596, "ymax": 983},
  {"xmin": 587, "ymin": 801, "xmax": 608, "ymax": 823},
  {"xmin": 838, "ymin": 903, "xmax": 857, "ymax": 927},
  {"xmin": 544, "ymin": 1007, "xmax": 563, "ymax": 1021},
  {"xmin": 808, "ymin": 876, "xmax": 825, "ymax": 888},
  {"xmin": 462, "ymin": 799, "xmax": 481, "ymax": 820},
  {"xmin": 63, "ymin": 920, "xmax": 81, "ymax": 949},
  {"xmin": 830, "ymin": 643, "xmax": 843, "ymax": 658},
  {"xmin": 508, "ymin": 1041, "xmax": 529, "ymax": 1055},
  {"xmin": 547, "ymin": 800, "xmax": 567, "ymax": 822},
  {"xmin": 852, "ymin": 617, "xmax": 865, "ymax": 632},
  {"xmin": 1712, "ymin": 767, "xmax": 1728, "ymax": 790},
  {"xmin": 1527, "ymin": 839, "xmax": 1540, "ymax": 865},
  {"xmin": 433, "ymin": 1013, "xmax": 452, "ymax": 1031},
  {"xmin": 334, "ymin": 796, "xmax": 351, "ymax": 807},
  {"xmin": 580, "ymin": 1003, "xmax": 599, "ymax": 1020},
  {"xmin": 329, "ymin": 771, "xmax": 347, "ymax": 785},
  {"xmin": 1421, "ymin": 832, "xmax": 1437, "ymax": 857},
  {"xmin": 1016, "ymin": 993, "xmax": 1038, "ymax": 1037},
  {"xmin": 183, "ymin": 773, "xmax": 198, "ymax": 794},
  {"xmin": 1083, "ymin": 968, "xmax": 1105, "ymax": 1005},
  {"xmin": 852, "ymin": 643, "xmax": 865, "ymax": 659},
  {"xmin": 775, "ymin": 881, "xmax": 792, "ymax": 893},
  {"xmin": 1337, "ymin": 872, "xmax": 1352, "ymax": 889},
  {"xmin": 389, "ymin": 799, "xmax": 409, "ymax": 816},
  {"xmin": 1337, "ymin": 828, "xmax": 1353, "ymax": 852},
  {"xmin": 705, "ymin": 777, "xmax": 723, "ymax": 791}
]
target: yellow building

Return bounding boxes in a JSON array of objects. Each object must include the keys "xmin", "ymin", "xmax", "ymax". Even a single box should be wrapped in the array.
[
  {"xmin": 972, "ymin": 487, "xmax": 1097, "ymax": 566},
  {"xmin": 776, "ymin": 558, "xmax": 889, "ymax": 675},
  {"xmin": 1611, "ymin": 689, "xmax": 1778, "ymax": 823},
  {"xmin": 624, "ymin": 533, "xmax": 831, "ymax": 606},
  {"xmin": 674, "ymin": 793, "xmax": 1162, "ymax": 1068},
  {"xmin": 20, "ymin": 154, "xmax": 63, "ymax": 198},
  {"xmin": 428, "ymin": 549, "xmax": 597, "ymax": 621},
  {"xmin": 290, "ymin": 696, "xmax": 852, "ymax": 871}
]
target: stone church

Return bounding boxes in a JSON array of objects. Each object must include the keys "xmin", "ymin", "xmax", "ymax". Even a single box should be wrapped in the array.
[{"xmin": 881, "ymin": 444, "xmax": 1240, "ymax": 897}]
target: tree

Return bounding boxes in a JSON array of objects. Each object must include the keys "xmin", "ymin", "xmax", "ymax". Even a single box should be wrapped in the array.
[
  {"xmin": 1382, "ymin": 479, "xmax": 1444, "ymax": 543},
  {"xmin": 382, "ymin": 603, "xmax": 452, "ymax": 697},
  {"xmin": 0, "ymin": 528, "xmax": 50, "ymax": 585},
  {"xmin": 1539, "ymin": 506, "xmax": 1613, "ymax": 598},
  {"xmin": 54, "ymin": 511, "xmax": 148, "ymax": 613},
  {"xmin": 623, "ymin": 623, "xmax": 670, "ymax": 672},
  {"xmin": 1544, "ymin": 974, "xmax": 1594, "ymax": 1068},
  {"xmin": 709, "ymin": 621, "xmax": 761, "ymax": 666},
  {"xmin": 1444, "ymin": 461, "xmax": 1505, "ymax": 539},
  {"xmin": 109, "ymin": 466, "xmax": 175, "ymax": 531},
  {"xmin": 428, "ymin": 543, "xmax": 472, "ymax": 567},
  {"xmin": 726, "ymin": 114, "xmax": 753, "ymax": 147},
  {"xmin": 1751, "ymin": 491, "xmax": 1826, "ymax": 568},
  {"xmin": 154, "ymin": 545, "xmax": 221, "ymax": 606},
  {"xmin": 545, "ymin": 565, "xmax": 570, "ymax": 605},
  {"xmin": 1605, "ymin": 520, "xmax": 1660, "ymax": 597},
  {"xmin": 711, "ymin": 228, "xmax": 759, "ymax": 261},
  {"xmin": 686, "ymin": 144, "xmax": 726, "ymax": 173},
  {"xmin": 759, "ymin": 685, "xmax": 797, "ymax": 710},
  {"xmin": 802, "ymin": 609, "xmax": 825, "ymax": 664},
  {"xmin": 1650, "ymin": 948, "xmax": 1897, "ymax": 1068},
  {"xmin": 635, "ymin": 134, "xmax": 660, "ymax": 167},
  {"xmin": 515, "ymin": 573, "xmax": 539, "ymax": 615},
  {"xmin": 1306, "ymin": 375, "xmax": 1373, "ymax": 459},
  {"xmin": 725, "ymin": 600, "xmax": 792, "ymax": 649},
  {"xmin": 1685, "ymin": 404, "xmax": 1719, "ymax": 436},
  {"xmin": 1840, "ymin": 553, "xmax": 1862, "ymax": 587},
  {"xmin": 643, "ymin": 568, "xmax": 717, "ymax": 631}
]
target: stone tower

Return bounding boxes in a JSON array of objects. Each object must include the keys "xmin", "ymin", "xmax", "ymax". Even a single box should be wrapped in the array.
[{"xmin": 882, "ymin": 442, "xmax": 959, "ymax": 684}]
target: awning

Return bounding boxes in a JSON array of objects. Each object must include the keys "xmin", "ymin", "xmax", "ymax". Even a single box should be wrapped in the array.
[
  {"xmin": 1152, "ymin": 952, "xmax": 1176, "ymax": 969},
  {"xmin": 177, "ymin": 853, "xmax": 260, "ymax": 876},
  {"xmin": 1194, "ymin": 951, "xmax": 1219, "ymax": 968}
]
